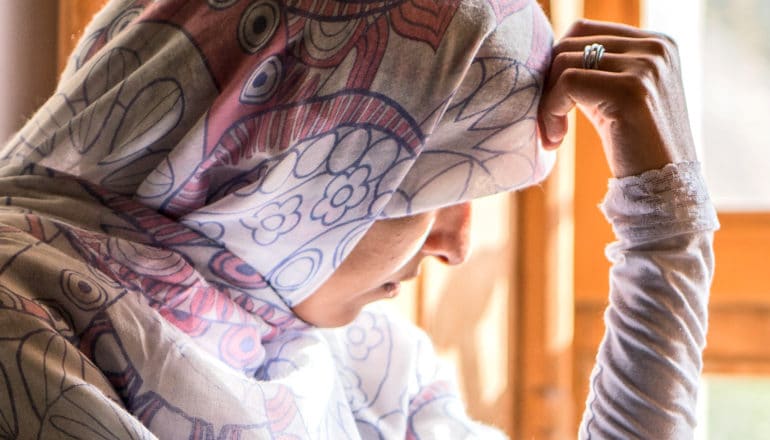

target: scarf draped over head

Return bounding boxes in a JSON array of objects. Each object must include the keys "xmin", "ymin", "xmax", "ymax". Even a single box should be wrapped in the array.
[
  {"xmin": 0, "ymin": 1, "xmax": 555, "ymax": 437},
  {"xmin": 2, "ymin": 0, "xmax": 553, "ymax": 307}
]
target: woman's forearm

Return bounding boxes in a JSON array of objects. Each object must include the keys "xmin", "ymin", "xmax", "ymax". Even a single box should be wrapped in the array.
[{"xmin": 580, "ymin": 162, "xmax": 719, "ymax": 439}]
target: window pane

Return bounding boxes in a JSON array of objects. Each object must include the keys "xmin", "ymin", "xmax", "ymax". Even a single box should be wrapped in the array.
[
  {"xmin": 646, "ymin": 0, "xmax": 770, "ymax": 211},
  {"xmin": 701, "ymin": 0, "xmax": 770, "ymax": 211},
  {"xmin": 697, "ymin": 375, "xmax": 770, "ymax": 439}
]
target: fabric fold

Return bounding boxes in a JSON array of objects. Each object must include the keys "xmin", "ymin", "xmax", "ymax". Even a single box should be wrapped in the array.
[{"xmin": 0, "ymin": 1, "xmax": 552, "ymax": 438}]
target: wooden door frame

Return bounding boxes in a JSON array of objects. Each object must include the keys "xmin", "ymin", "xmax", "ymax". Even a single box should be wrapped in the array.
[
  {"xmin": 512, "ymin": 1, "xmax": 642, "ymax": 438},
  {"xmin": 704, "ymin": 212, "xmax": 770, "ymax": 375},
  {"xmin": 58, "ymin": 0, "xmax": 108, "ymax": 74}
]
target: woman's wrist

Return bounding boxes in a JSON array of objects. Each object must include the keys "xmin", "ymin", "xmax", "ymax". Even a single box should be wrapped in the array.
[{"xmin": 600, "ymin": 161, "xmax": 720, "ymax": 245}]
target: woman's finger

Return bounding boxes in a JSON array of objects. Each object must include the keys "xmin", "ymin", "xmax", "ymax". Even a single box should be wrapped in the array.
[
  {"xmin": 541, "ymin": 19, "xmax": 695, "ymax": 176},
  {"xmin": 547, "ymin": 52, "xmax": 659, "ymax": 90},
  {"xmin": 562, "ymin": 18, "xmax": 651, "ymax": 39},
  {"xmin": 539, "ymin": 68, "xmax": 640, "ymax": 146},
  {"xmin": 553, "ymin": 35, "xmax": 674, "ymax": 58}
]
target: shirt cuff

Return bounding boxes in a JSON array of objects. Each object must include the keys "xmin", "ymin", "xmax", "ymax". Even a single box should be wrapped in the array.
[{"xmin": 599, "ymin": 161, "xmax": 720, "ymax": 245}]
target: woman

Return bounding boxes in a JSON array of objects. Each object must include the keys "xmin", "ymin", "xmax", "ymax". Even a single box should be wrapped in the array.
[{"xmin": 0, "ymin": 0, "xmax": 717, "ymax": 438}]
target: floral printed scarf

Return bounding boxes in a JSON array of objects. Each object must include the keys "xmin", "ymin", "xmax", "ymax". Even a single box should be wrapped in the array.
[{"xmin": 0, "ymin": 0, "xmax": 553, "ymax": 438}]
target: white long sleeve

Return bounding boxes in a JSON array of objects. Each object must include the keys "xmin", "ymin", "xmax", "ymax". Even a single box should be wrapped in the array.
[{"xmin": 580, "ymin": 162, "xmax": 720, "ymax": 439}]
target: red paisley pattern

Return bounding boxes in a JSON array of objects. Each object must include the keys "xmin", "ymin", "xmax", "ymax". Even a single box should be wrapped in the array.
[
  {"xmin": 391, "ymin": 1, "xmax": 461, "ymax": 51},
  {"xmin": 0, "ymin": 0, "xmax": 554, "ymax": 438}
]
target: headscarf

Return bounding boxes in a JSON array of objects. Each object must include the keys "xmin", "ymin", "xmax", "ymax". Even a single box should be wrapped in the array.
[
  {"xmin": 2, "ymin": 0, "xmax": 553, "ymax": 307},
  {"xmin": 0, "ymin": 1, "xmax": 553, "ymax": 437}
]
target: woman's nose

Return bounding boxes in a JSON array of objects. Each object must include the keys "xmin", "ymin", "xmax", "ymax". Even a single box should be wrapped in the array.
[{"xmin": 421, "ymin": 202, "xmax": 472, "ymax": 265}]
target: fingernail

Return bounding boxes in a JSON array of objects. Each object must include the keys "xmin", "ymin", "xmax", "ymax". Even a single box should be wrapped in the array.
[
  {"xmin": 544, "ymin": 115, "xmax": 569, "ymax": 146},
  {"xmin": 545, "ymin": 122, "xmax": 562, "ymax": 145}
]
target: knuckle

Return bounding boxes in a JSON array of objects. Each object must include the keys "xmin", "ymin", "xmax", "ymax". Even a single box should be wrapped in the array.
[
  {"xmin": 567, "ymin": 18, "xmax": 591, "ymax": 35},
  {"xmin": 637, "ymin": 55, "xmax": 662, "ymax": 82},
  {"xmin": 658, "ymin": 32, "xmax": 679, "ymax": 49},
  {"xmin": 551, "ymin": 52, "xmax": 573, "ymax": 71},
  {"xmin": 575, "ymin": 18, "xmax": 592, "ymax": 28},
  {"xmin": 561, "ymin": 67, "xmax": 583, "ymax": 85},
  {"xmin": 645, "ymin": 37, "xmax": 669, "ymax": 57},
  {"xmin": 646, "ymin": 34, "xmax": 681, "ymax": 65}
]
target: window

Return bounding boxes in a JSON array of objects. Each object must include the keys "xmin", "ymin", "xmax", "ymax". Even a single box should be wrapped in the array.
[
  {"xmin": 701, "ymin": 0, "xmax": 770, "ymax": 211},
  {"xmin": 646, "ymin": 0, "xmax": 770, "ymax": 438}
]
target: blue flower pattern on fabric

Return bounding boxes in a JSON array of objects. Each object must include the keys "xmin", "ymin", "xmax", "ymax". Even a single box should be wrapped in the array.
[
  {"xmin": 337, "ymin": 364, "xmax": 368, "ymax": 411},
  {"xmin": 242, "ymin": 195, "xmax": 301, "ymax": 245},
  {"xmin": 0, "ymin": 0, "xmax": 553, "ymax": 438},
  {"xmin": 345, "ymin": 312, "xmax": 384, "ymax": 361},
  {"xmin": 312, "ymin": 167, "xmax": 370, "ymax": 226}
]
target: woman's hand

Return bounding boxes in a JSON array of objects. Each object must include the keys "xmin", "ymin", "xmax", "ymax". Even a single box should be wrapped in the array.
[{"xmin": 538, "ymin": 19, "xmax": 697, "ymax": 178}]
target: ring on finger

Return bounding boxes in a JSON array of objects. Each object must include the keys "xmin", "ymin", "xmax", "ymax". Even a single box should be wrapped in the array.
[{"xmin": 582, "ymin": 43, "xmax": 606, "ymax": 70}]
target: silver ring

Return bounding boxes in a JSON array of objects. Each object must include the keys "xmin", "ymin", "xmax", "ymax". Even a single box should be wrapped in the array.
[{"xmin": 582, "ymin": 43, "xmax": 605, "ymax": 70}]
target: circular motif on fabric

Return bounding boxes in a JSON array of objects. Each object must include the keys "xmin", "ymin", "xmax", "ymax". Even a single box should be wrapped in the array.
[
  {"xmin": 207, "ymin": 0, "xmax": 240, "ymax": 9},
  {"xmin": 107, "ymin": 238, "xmax": 190, "ymax": 282},
  {"xmin": 311, "ymin": 166, "xmax": 371, "ymax": 225},
  {"xmin": 270, "ymin": 249, "xmax": 322, "ymax": 297},
  {"xmin": 108, "ymin": 7, "xmax": 144, "ymax": 41},
  {"xmin": 337, "ymin": 364, "xmax": 367, "ymax": 410},
  {"xmin": 304, "ymin": 19, "xmax": 359, "ymax": 60},
  {"xmin": 183, "ymin": 219, "xmax": 225, "ymax": 241},
  {"xmin": 240, "ymin": 55, "xmax": 283, "ymax": 104},
  {"xmin": 360, "ymin": 135, "xmax": 401, "ymax": 181},
  {"xmin": 238, "ymin": 0, "xmax": 280, "ymax": 54},
  {"xmin": 295, "ymin": 133, "xmax": 336, "ymax": 178},
  {"xmin": 347, "ymin": 326, "xmax": 366, "ymax": 345},
  {"xmin": 60, "ymin": 270, "xmax": 109, "ymax": 311},
  {"xmin": 220, "ymin": 325, "xmax": 265, "ymax": 370},
  {"xmin": 241, "ymin": 195, "xmax": 302, "ymax": 245},
  {"xmin": 209, "ymin": 250, "xmax": 267, "ymax": 289},
  {"xmin": 345, "ymin": 312, "xmax": 384, "ymax": 361}
]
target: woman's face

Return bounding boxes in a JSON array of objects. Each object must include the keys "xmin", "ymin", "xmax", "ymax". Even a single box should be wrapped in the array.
[{"xmin": 292, "ymin": 202, "xmax": 472, "ymax": 327}]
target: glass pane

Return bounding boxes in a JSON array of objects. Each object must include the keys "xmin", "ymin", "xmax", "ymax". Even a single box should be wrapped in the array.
[
  {"xmin": 697, "ymin": 375, "xmax": 770, "ymax": 439},
  {"xmin": 701, "ymin": 0, "xmax": 770, "ymax": 211},
  {"xmin": 646, "ymin": 0, "xmax": 770, "ymax": 211}
]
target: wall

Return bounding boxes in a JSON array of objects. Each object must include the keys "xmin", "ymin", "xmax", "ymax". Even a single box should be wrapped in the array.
[{"xmin": 0, "ymin": 1, "xmax": 58, "ymax": 143}]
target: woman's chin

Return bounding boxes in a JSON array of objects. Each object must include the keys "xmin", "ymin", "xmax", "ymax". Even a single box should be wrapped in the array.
[
  {"xmin": 292, "ymin": 283, "xmax": 400, "ymax": 328},
  {"xmin": 301, "ymin": 307, "xmax": 363, "ymax": 328}
]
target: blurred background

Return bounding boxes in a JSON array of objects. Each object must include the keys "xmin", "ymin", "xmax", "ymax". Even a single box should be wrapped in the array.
[{"xmin": 1, "ymin": 1, "xmax": 768, "ymax": 438}]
